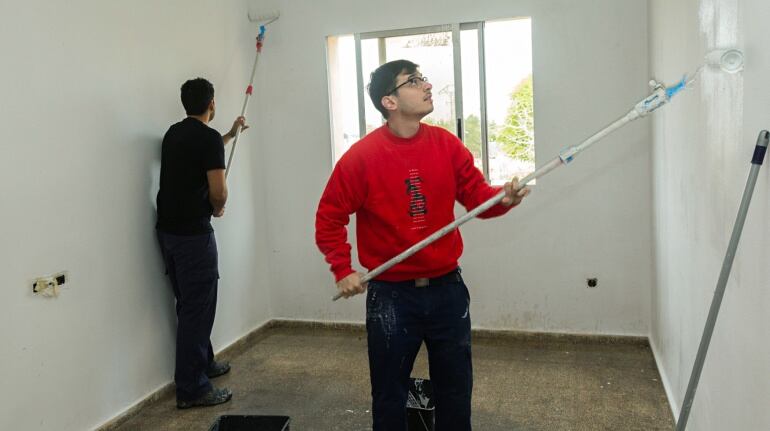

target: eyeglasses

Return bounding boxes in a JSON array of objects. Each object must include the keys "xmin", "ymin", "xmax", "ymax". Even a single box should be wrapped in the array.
[{"xmin": 388, "ymin": 75, "xmax": 429, "ymax": 95}]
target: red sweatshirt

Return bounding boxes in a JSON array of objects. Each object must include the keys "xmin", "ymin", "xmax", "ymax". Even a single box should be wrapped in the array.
[{"xmin": 315, "ymin": 123, "xmax": 513, "ymax": 282}]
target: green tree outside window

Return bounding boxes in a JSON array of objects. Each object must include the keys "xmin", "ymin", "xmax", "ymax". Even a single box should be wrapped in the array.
[{"xmin": 492, "ymin": 75, "xmax": 534, "ymax": 162}]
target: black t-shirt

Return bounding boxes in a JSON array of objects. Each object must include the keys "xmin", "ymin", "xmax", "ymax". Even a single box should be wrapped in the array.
[{"xmin": 156, "ymin": 117, "xmax": 225, "ymax": 235}]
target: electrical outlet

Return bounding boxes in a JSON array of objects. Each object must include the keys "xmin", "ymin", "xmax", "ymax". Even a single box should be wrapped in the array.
[{"xmin": 31, "ymin": 271, "xmax": 68, "ymax": 296}]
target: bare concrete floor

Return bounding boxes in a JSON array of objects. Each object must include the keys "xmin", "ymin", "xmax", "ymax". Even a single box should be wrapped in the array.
[{"xmin": 112, "ymin": 324, "xmax": 674, "ymax": 430}]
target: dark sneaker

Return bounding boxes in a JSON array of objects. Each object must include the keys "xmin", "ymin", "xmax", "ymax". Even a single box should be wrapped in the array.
[
  {"xmin": 206, "ymin": 361, "xmax": 231, "ymax": 378},
  {"xmin": 176, "ymin": 387, "xmax": 232, "ymax": 409}
]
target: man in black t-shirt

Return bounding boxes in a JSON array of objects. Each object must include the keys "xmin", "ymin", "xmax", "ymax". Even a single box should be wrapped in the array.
[{"xmin": 156, "ymin": 77, "xmax": 247, "ymax": 409}]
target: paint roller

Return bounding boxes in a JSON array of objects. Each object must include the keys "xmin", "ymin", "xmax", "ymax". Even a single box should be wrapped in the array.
[
  {"xmin": 247, "ymin": 11, "xmax": 280, "ymax": 26},
  {"xmin": 332, "ymin": 49, "xmax": 746, "ymax": 301},
  {"xmin": 705, "ymin": 48, "xmax": 744, "ymax": 73},
  {"xmin": 225, "ymin": 11, "xmax": 280, "ymax": 178}
]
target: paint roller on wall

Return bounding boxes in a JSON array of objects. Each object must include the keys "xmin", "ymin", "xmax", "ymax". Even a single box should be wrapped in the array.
[
  {"xmin": 704, "ymin": 48, "xmax": 744, "ymax": 73},
  {"xmin": 248, "ymin": 11, "xmax": 280, "ymax": 26},
  {"xmin": 225, "ymin": 11, "xmax": 280, "ymax": 178},
  {"xmin": 331, "ymin": 48, "xmax": 746, "ymax": 301},
  {"xmin": 656, "ymin": 48, "xmax": 744, "ymax": 103}
]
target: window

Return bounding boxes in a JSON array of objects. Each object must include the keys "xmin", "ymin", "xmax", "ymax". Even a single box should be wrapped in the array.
[{"xmin": 326, "ymin": 18, "xmax": 534, "ymax": 185}]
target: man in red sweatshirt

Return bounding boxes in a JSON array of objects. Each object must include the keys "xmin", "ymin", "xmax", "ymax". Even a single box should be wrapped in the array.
[{"xmin": 315, "ymin": 59, "xmax": 530, "ymax": 430}]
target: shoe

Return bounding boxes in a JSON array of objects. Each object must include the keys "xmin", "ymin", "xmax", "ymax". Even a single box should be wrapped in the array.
[
  {"xmin": 176, "ymin": 387, "xmax": 232, "ymax": 409},
  {"xmin": 206, "ymin": 360, "xmax": 231, "ymax": 378}
]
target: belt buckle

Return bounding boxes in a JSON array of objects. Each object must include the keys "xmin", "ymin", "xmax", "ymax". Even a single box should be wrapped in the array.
[{"xmin": 414, "ymin": 278, "xmax": 429, "ymax": 287}]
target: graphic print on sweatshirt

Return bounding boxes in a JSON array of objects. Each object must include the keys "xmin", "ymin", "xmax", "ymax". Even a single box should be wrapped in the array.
[{"xmin": 405, "ymin": 168, "xmax": 427, "ymax": 230}]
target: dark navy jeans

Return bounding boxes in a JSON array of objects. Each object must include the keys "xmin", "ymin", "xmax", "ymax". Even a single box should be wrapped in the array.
[
  {"xmin": 157, "ymin": 230, "xmax": 219, "ymax": 402},
  {"xmin": 366, "ymin": 269, "xmax": 473, "ymax": 431}
]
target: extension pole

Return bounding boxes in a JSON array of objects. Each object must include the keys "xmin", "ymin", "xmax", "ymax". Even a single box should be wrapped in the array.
[
  {"xmin": 226, "ymin": 25, "xmax": 267, "ymax": 178},
  {"xmin": 676, "ymin": 130, "xmax": 769, "ymax": 430},
  {"xmin": 332, "ymin": 76, "xmax": 693, "ymax": 301}
]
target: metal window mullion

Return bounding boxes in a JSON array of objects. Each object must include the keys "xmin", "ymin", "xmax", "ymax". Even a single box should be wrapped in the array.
[
  {"xmin": 477, "ymin": 22, "xmax": 490, "ymax": 180},
  {"xmin": 378, "ymin": 37, "xmax": 386, "ymax": 65},
  {"xmin": 354, "ymin": 33, "xmax": 366, "ymax": 138},
  {"xmin": 378, "ymin": 38, "xmax": 387, "ymax": 127},
  {"xmin": 452, "ymin": 23, "xmax": 463, "ymax": 140}
]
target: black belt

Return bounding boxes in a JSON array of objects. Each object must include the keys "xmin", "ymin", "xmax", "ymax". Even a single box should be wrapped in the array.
[{"xmin": 377, "ymin": 268, "xmax": 461, "ymax": 288}]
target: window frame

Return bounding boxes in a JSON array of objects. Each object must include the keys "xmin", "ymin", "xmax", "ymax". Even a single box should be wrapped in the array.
[{"xmin": 332, "ymin": 19, "xmax": 531, "ymax": 182}]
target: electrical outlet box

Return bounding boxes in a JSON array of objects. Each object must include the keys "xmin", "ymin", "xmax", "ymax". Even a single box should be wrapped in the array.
[{"xmin": 31, "ymin": 271, "xmax": 69, "ymax": 296}]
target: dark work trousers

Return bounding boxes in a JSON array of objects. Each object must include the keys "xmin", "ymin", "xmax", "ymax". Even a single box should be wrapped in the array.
[
  {"xmin": 157, "ymin": 230, "xmax": 219, "ymax": 402},
  {"xmin": 366, "ymin": 269, "xmax": 473, "ymax": 431}
]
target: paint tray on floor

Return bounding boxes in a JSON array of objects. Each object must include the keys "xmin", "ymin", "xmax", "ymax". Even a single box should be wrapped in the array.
[
  {"xmin": 407, "ymin": 378, "xmax": 435, "ymax": 431},
  {"xmin": 209, "ymin": 415, "xmax": 290, "ymax": 431}
]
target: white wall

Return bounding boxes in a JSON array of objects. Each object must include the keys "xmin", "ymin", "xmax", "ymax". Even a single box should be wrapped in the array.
[
  {"xmin": 258, "ymin": 0, "xmax": 653, "ymax": 335},
  {"xmin": 0, "ymin": 1, "xmax": 272, "ymax": 430},
  {"xmin": 649, "ymin": 0, "xmax": 770, "ymax": 429},
  {"xmin": 4, "ymin": 0, "xmax": 715, "ymax": 428}
]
